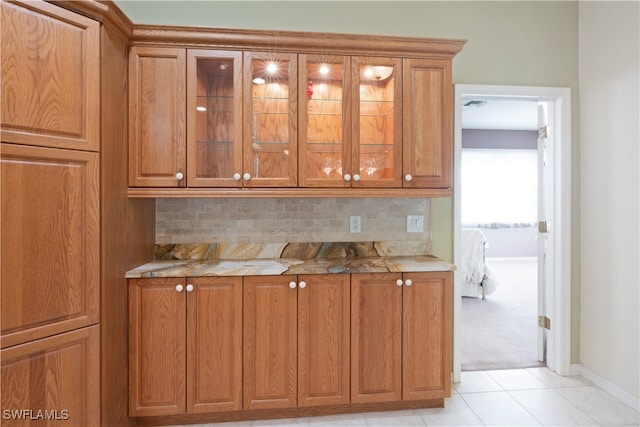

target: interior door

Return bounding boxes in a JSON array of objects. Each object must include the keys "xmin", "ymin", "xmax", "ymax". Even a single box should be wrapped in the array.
[{"xmin": 537, "ymin": 102, "xmax": 550, "ymax": 363}]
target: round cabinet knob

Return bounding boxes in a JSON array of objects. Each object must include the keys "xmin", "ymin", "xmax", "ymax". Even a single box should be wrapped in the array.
[
  {"xmin": 344, "ymin": 174, "xmax": 351, "ymax": 182},
  {"xmin": 186, "ymin": 284, "xmax": 194, "ymax": 292},
  {"xmin": 299, "ymin": 281, "xmax": 307, "ymax": 289},
  {"xmin": 175, "ymin": 172, "xmax": 184, "ymax": 181},
  {"xmin": 175, "ymin": 284, "xmax": 184, "ymax": 292},
  {"xmin": 243, "ymin": 173, "xmax": 251, "ymax": 181},
  {"xmin": 396, "ymin": 279, "xmax": 403, "ymax": 287},
  {"xmin": 233, "ymin": 173, "xmax": 241, "ymax": 181},
  {"xmin": 353, "ymin": 174, "xmax": 361, "ymax": 182},
  {"xmin": 289, "ymin": 281, "xmax": 297, "ymax": 289},
  {"xmin": 404, "ymin": 174, "xmax": 413, "ymax": 182},
  {"xmin": 404, "ymin": 279, "xmax": 412, "ymax": 287}
]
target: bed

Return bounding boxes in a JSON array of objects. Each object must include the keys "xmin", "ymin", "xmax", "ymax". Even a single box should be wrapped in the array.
[{"xmin": 460, "ymin": 228, "xmax": 498, "ymax": 299}]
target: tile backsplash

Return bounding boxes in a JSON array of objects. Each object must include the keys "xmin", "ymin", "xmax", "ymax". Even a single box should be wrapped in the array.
[{"xmin": 156, "ymin": 197, "xmax": 431, "ymax": 245}]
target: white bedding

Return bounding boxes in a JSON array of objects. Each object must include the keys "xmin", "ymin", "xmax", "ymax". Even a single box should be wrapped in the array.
[{"xmin": 460, "ymin": 228, "xmax": 498, "ymax": 298}]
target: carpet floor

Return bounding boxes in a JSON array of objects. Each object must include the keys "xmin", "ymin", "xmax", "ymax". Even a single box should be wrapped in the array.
[{"xmin": 461, "ymin": 258, "xmax": 545, "ymax": 371}]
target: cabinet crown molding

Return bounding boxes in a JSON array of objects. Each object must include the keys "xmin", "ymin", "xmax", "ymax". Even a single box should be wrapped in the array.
[{"xmin": 130, "ymin": 24, "xmax": 466, "ymax": 58}]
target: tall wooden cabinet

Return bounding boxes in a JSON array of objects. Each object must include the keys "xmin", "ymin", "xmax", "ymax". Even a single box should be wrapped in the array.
[
  {"xmin": 1, "ymin": 1, "xmax": 101, "ymax": 424},
  {"xmin": 1, "ymin": 1, "xmax": 144, "ymax": 426}
]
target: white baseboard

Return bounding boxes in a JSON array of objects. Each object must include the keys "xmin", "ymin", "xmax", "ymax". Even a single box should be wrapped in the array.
[{"xmin": 572, "ymin": 364, "xmax": 640, "ymax": 411}]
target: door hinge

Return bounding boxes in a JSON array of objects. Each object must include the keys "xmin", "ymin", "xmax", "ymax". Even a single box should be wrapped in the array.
[
  {"xmin": 538, "ymin": 315, "xmax": 551, "ymax": 330},
  {"xmin": 538, "ymin": 221, "xmax": 549, "ymax": 234},
  {"xmin": 538, "ymin": 125, "xmax": 550, "ymax": 139}
]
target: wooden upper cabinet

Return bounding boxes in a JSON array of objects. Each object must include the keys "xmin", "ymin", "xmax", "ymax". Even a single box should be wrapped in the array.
[
  {"xmin": 243, "ymin": 52, "xmax": 298, "ymax": 187},
  {"xmin": 129, "ymin": 47, "xmax": 186, "ymax": 187},
  {"xmin": 187, "ymin": 50, "xmax": 243, "ymax": 187},
  {"xmin": 1, "ymin": 0, "xmax": 100, "ymax": 151},
  {"xmin": 403, "ymin": 59, "xmax": 453, "ymax": 188},
  {"xmin": 298, "ymin": 54, "xmax": 352, "ymax": 188},
  {"xmin": 1, "ymin": 143, "xmax": 100, "ymax": 348},
  {"xmin": 126, "ymin": 31, "xmax": 464, "ymax": 194},
  {"xmin": 351, "ymin": 57, "xmax": 403, "ymax": 188},
  {"xmin": 299, "ymin": 55, "xmax": 403, "ymax": 189}
]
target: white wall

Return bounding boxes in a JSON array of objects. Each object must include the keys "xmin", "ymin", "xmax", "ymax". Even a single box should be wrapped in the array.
[{"xmin": 579, "ymin": 1, "xmax": 639, "ymax": 402}]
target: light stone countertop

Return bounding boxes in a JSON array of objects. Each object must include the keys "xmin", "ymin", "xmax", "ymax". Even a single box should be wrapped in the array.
[{"xmin": 126, "ymin": 255, "xmax": 455, "ymax": 278}]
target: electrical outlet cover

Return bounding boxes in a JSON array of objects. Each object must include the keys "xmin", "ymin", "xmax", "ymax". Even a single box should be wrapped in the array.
[
  {"xmin": 350, "ymin": 215, "xmax": 361, "ymax": 233},
  {"xmin": 406, "ymin": 215, "xmax": 424, "ymax": 233}
]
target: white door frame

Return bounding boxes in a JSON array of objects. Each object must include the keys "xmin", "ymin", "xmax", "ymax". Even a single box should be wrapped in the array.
[{"xmin": 452, "ymin": 84, "xmax": 572, "ymax": 381}]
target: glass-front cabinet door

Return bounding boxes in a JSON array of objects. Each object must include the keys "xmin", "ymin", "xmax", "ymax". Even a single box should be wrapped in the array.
[
  {"xmin": 351, "ymin": 57, "xmax": 402, "ymax": 188},
  {"xmin": 187, "ymin": 50, "xmax": 243, "ymax": 187},
  {"xmin": 299, "ymin": 54, "xmax": 351, "ymax": 187},
  {"xmin": 243, "ymin": 52, "xmax": 298, "ymax": 187}
]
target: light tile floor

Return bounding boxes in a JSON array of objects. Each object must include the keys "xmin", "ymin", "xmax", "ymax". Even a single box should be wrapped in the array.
[{"xmin": 175, "ymin": 368, "xmax": 639, "ymax": 427}]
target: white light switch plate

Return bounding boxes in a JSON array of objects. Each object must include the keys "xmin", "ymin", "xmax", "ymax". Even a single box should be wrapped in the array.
[{"xmin": 406, "ymin": 215, "xmax": 424, "ymax": 233}]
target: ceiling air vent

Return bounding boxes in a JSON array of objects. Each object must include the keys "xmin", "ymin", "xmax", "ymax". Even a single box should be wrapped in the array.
[{"xmin": 463, "ymin": 100, "xmax": 487, "ymax": 107}]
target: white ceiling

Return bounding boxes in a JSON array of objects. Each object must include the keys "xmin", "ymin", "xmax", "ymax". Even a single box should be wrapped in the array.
[{"xmin": 461, "ymin": 98, "xmax": 539, "ymax": 131}]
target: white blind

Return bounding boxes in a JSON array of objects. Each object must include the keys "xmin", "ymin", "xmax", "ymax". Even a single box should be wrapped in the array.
[{"xmin": 461, "ymin": 148, "xmax": 538, "ymax": 226}]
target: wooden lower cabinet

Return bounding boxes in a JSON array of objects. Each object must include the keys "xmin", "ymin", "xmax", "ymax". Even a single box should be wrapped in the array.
[
  {"xmin": 188, "ymin": 277, "xmax": 242, "ymax": 413},
  {"xmin": 243, "ymin": 274, "xmax": 350, "ymax": 410},
  {"xmin": 1, "ymin": 325, "xmax": 100, "ymax": 426},
  {"xmin": 297, "ymin": 274, "xmax": 350, "ymax": 407},
  {"xmin": 128, "ymin": 277, "xmax": 242, "ymax": 416},
  {"xmin": 243, "ymin": 276, "xmax": 298, "ymax": 410},
  {"xmin": 130, "ymin": 271, "xmax": 449, "ymax": 421},
  {"xmin": 351, "ymin": 272, "xmax": 452, "ymax": 403}
]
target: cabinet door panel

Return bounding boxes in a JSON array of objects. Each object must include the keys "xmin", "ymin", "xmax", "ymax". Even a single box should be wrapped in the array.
[
  {"xmin": 351, "ymin": 57, "xmax": 402, "ymax": 188},
  {"xmin": 299, "ymin": 54, "xmax": 352, "ymax": 188},
  {"xmin": 243, "ymin": 52, "xmax": 297, "ymax": 187},
  {"xmin": 129, "ymin": 47, "xmax": 186, "ymax": 187},
  {"xmin": 187, "ymin": 50, "xmax": 243, "ymax": 187},
  {"xmin": 351, "ymin": 273, "xmax": 402, "ymax": 403},
  {"xmin": 403, "ymin": 272, "xmax": 452, "ymax": 399},
  {"xmin": 243, "ymin": 276, "xmax": 297, "ymax": 409},
  {"xmin": 1, "ymin": 144, "xmax": 99, "ymax": 348},
  {"xmin": 129, "ymin": 278, "xmax": 186, "ymax": 416},
  {"xmin": 298, "ymin": 274, "xmax": 350, "ymax": 406},
  {"xmin": 1, "ymin": 326, "xmax": 100, "ymax": 426},
  {"xmin": 187, "ymin": 277, "xmax": 242, "ymax": 413},
  {"xmin": 1, "ymin": 1, "xmax": 99, "ymax": 151},
  {"xmin": 403, "ymin": 59, "xmax": 452, "ymax": 188}
]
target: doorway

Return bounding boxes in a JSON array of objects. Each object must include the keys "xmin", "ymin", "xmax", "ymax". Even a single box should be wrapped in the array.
[
  {"xmin": 452, "ymin": 84, "xmax": 572, "ymax": 382},
  {"xmin": 459, "ymin": 105, "xmax": 541, "ymax": 370}
]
